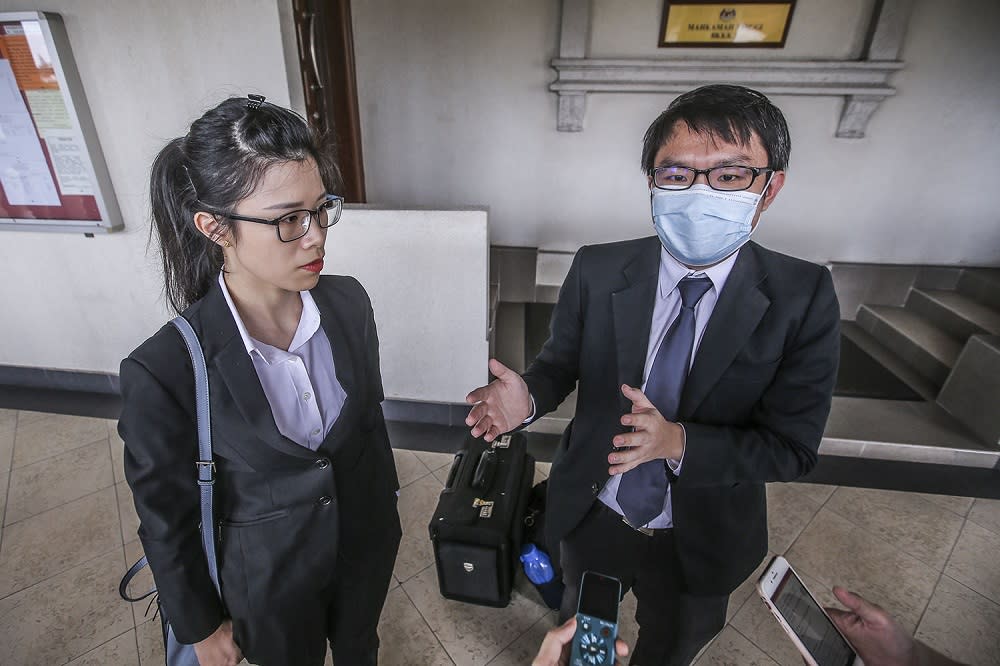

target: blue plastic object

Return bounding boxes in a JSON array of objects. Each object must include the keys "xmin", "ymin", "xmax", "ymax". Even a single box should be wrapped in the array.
[{"xmin": 520, "ymin": 543, "xmax": 555, "ymax": 585}]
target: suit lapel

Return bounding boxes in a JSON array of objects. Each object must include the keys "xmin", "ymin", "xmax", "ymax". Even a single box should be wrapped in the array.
[
  {"xmin": 309, "ymin": 281, "xmax": 358, "ymax": 409},
  {"xmin": 198, "ymin": 279, "xmax": 316, "ymax": 460},
  {"xmin": 680, "ymin": 243, "xmax": 771, "ymax": 418},
  {"xmin": 612, "ymin": 239, "xmax": 661, "ymax": 414},
  {"xmin": 213, "ymin": 340, "xmax": 315, "ymax": 459}
]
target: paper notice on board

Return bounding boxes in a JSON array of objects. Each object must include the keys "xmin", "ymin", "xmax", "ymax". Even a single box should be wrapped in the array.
[
  {"xmin": 0, "ymin": 28, "xmax": 58, "ymax": 90},
  {"xmin": 45, "ymin": 130, "xmax": 92, "ymax": 196},
  {"xmin": 25, "ymin": 89, "xmax": 71, "ymax": 136},
  {"xmin": 0, "ymin": 59, "xmax": 60, "ymax": 206}
]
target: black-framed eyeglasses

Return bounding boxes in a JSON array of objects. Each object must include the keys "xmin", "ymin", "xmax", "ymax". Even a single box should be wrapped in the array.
[
  {"xmin": 199, "ymin": 194, "xmax": 344, "ymax": 242},
  {"xmin": 652, "ymin": 166, "xmax": 773, "ymax": 192}
]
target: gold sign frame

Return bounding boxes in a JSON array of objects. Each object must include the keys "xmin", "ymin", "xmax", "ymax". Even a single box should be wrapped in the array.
[{"xmin": 659, "ymin": 0, "xmax": 797, "ymax": 48}]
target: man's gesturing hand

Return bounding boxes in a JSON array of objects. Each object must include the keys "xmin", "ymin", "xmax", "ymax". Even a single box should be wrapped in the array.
[
  {"xmin": 608, "ymin": 384, "xmax": 685, "ymax": 475},
  {"xmin": 465, "ymin": 359, "xmax": 532, "ymax": 442}
]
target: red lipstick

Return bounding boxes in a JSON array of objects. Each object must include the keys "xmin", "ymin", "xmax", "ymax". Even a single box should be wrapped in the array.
[{"xmin": 301, "ymin": 259, "xmax": 324, "ymax": 273}]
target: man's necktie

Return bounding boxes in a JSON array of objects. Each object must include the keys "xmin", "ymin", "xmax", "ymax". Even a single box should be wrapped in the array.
[{"xmin": 616, "ymin": 276, "xmax": 713, "ymax": 527}]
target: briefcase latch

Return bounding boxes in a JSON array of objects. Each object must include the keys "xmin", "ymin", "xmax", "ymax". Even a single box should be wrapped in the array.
[
  {"xmin": 472, "ymin": 497, "xmax": 495, "ymax": 518},
  {"xmin": 493, "ymin": 435, "xmax": 511, "ymax": 449}
]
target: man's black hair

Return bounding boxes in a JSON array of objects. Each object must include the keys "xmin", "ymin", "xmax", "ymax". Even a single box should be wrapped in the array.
[{"xmin": 641, "ymin": 84, "xmax": 791, "ymax": 175}]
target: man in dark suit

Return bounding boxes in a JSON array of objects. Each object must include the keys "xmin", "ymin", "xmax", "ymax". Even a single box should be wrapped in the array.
[{"xmin": 465, "ymin": 85, "xmax": 840, "ymax": 665}]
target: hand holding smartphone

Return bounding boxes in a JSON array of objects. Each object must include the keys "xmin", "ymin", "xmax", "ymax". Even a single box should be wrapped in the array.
[
  {"xmin": 757, "ymin": 556, "xmax": 863, "ymax": 666},
  {"xmin": 569, "ymin": 571, "xmax": 622, "ymax": 666}
]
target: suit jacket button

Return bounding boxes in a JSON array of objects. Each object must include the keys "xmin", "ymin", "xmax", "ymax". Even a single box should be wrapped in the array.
[
  {"xmin": 315, "ymin": 458, "xmax": 330, "ymax": 470},
  {"xmin": 591, "ymin": 482, "xmax": 600, "ymax": 495},
  {"xmin": 318, "ymin": 495, "xmax": 333, "ymax": 506}
]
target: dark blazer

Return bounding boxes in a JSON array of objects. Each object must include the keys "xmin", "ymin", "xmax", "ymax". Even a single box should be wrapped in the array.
[
  {"xmin": 119, "ymin": 275, "xmax": 401, "ymax": 651},
  {"xmin": 525, "ymin": 238, "xmax": 839, "ymax": 596}
]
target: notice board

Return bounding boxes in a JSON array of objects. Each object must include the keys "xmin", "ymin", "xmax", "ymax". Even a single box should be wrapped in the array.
[{"xmin": 0, "ymin": 12, "xmax": 121, "ymax": 233}]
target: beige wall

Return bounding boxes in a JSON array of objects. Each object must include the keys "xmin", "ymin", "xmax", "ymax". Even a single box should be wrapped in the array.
[
  {"xmin": 0, "ymin": 0, "xmax": 293, "ymax": 373},
  {"xmin": 2, "ymin": 0, "xmax": 998, "ymax": 377},
  {"xmin": 352, "ymin": 0, "xmax": 1000, "ymax": 266},
  {"xmin": 0, "ymin": 1, "xmax": 489, "ymax": 401}
]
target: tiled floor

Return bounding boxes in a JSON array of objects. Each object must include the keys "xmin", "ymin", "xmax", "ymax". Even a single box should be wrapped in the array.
[{"xmin": 1, "ymin": 408, "xmax": 998, "ymax": 665}]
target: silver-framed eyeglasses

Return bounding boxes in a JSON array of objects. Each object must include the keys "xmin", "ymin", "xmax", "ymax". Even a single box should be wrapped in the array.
[
  {"xmin": 199, "ymin": 194, "xmax": 344, "ymax": 242},
  {"xmin": 652, "ymin": 165, "xmax": 773, "ymax": 192}
]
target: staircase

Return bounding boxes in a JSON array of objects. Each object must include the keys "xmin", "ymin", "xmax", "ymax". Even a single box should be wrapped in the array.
[
  {"xmin": 846, "ymin": 267, "xmax": 1000, "ymax": 448},
  {"xmin": 492, "ymin": 248, "xmax": 1000, "ymax": 469}
]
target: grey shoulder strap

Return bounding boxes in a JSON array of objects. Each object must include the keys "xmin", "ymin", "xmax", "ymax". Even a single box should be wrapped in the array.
[{"xmin": 170, "ymin": 315, "xmax": 221, "ymax": 597}]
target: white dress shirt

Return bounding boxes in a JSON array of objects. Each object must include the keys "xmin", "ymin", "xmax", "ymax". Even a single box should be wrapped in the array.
[
  {"xmin": 219, "ymin": 274, "xmax": 346, "ymax": 450},
  {"xmin": 596, "ymin": 247, "xmax": 740, "ymax": 528}
]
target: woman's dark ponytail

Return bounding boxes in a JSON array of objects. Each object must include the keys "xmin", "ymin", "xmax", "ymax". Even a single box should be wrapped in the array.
[
  {"xmin": 149, "ymin": 137, "xmax": 223, "ymax": 313},
  {"xmin": 149, "ymin": 97, "xmax": 341, "ymax": 313}
]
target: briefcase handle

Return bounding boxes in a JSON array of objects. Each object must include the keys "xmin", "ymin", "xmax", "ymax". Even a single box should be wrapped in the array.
[
  {"xmin": 471, "ymin": 449, "xmax": 497, "ymax": 492},
  {"xmin": 444, "ymin": 452, "xmax": 464, "ymax": 490}
]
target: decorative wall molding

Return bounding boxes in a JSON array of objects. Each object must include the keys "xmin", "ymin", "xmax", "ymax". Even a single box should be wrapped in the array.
[
  {"xmin": 551, "ymin": 58, "xmax": 904, "ymax": 94},
  {"xmin": 551, "ymin": 0, "xmax": 914, "ymax": 138}
]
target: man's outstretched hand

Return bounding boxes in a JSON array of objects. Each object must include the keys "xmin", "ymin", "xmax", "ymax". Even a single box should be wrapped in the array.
[{"xmin": 465, "ymin": 359, "xmax": 532, "ymax": 442}]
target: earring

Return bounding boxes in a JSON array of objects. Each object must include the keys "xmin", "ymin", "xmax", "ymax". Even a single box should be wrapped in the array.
[{"xmin": 223, "ymin": 240, "xmax": 232, "ymax": 248}]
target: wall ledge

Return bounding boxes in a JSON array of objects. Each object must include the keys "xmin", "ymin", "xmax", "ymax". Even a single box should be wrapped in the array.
[
  {"xmin": 551, "ymin": 0, "xmax": 914, "ymax": 138},
  {"xmin": 0, "ymin": 365, "xmax": 120, "ymax": 394}
]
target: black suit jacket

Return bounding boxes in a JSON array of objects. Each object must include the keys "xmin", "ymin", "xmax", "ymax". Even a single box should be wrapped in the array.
[
  {"xmin": 119, "ymin": 275, "xmax": 401, "ymax": 645},
  {"xmin": 524, "ymin": 238, "xmax": 839, "ymax": 595}
]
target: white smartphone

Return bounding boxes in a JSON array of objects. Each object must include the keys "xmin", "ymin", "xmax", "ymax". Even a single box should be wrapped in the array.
[{"xmin": 757, "ymin": 556, "xmax": 863, "ymax": 666}]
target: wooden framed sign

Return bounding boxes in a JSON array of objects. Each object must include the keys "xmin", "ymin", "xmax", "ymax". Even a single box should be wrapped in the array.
[
  {"xmin": 659, "ymin": 1, "xmax": 796, "ymax": 48},
  {"xmin": 0, "ymin": 12, "xmax": 122, "ymax": 234}
]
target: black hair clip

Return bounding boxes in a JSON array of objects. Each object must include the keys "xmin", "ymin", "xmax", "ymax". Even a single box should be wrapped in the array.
[{"xmin": 247, "ymin": 94, "xmax": 265, "ymax": 110}]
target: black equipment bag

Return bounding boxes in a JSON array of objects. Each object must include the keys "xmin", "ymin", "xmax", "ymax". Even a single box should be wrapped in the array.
[{"xmin": 428, "ymin": 432, "xmax": 535, "ymax": 607}]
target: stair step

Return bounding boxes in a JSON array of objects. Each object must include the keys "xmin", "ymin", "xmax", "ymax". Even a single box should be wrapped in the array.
[
  {"xmin": 906, "ymin": 288, "xmax": 1000, "ymax": 341},
  {"xmin": 938, "ymin": 335, "xmax": 1000, "ymax": 447},
  {"xmin": 856, "ymin": 305, "xmax": 962, "ymax": 387},
  {"xmin": 840, "ymin": 321, "xmax": 937, "ymax": 401},
  {"xmin": 957, "ymin": 268, "xmax": 1000, "ymax": 311}
]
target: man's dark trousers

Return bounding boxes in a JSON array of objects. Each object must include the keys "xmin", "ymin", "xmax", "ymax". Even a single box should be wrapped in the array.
[{"xmin": 558, "ymin": 502, "xmax": 728, "ymax": 666}]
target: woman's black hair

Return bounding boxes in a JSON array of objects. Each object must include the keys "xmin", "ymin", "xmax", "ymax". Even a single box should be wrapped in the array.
[{"xmin": 150, "ymin": 97, "xmax": 341, "ymax": 313}]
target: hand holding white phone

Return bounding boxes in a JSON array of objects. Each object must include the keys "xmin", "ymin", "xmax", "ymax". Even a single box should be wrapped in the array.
[{"xmin": 757, "ymin": 556, "xmax": 863, "ymax": 666}]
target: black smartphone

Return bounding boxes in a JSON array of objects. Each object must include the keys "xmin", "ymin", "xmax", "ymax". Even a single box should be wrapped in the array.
[{"xmin": 570, "ymin": 571, "xmax": 621, "ymax": 666}]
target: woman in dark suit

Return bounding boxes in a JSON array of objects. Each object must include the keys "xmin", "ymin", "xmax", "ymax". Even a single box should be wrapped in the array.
[{"xmin": 119, "ymin": 97, "xmax": 401, "ymax": 666}]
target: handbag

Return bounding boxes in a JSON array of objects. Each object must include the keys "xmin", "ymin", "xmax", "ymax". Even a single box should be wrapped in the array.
[{"xmin": 118, "ymin": 315, "xmax": 221, "ymax": 666}]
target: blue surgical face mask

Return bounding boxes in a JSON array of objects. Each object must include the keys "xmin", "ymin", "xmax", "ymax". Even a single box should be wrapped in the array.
[{"xmin": 651, "ymin": 179, "xmax": 770, "ymax": 267}]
